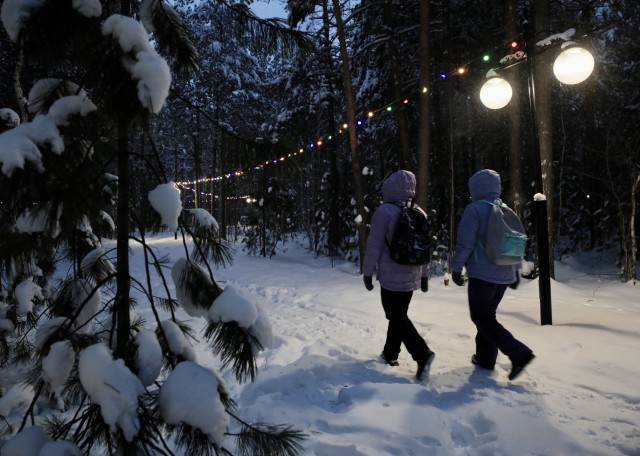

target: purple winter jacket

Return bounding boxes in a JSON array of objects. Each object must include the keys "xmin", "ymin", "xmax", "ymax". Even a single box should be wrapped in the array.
[
  {"xmin": 451, "ymin": 169, "xmax": 520, "ymax": 284},
  {"xmin": 362, "ymin": 170, "xmax": 428, "ymax": 292}
]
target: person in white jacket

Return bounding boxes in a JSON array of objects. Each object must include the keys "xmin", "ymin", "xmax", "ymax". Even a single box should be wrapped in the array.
[{"xmin": 362, "ymin": 170, "xmax": 435, "ymax": 380}]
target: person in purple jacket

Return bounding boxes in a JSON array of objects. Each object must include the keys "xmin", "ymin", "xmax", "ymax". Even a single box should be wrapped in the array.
[
  {"xmin": 362, "ymin": 170, "xmax": 435, "ymax": 381},
  {"xmin": 451, "ymin": 169, "xmax": 535, "ymax": 381}
]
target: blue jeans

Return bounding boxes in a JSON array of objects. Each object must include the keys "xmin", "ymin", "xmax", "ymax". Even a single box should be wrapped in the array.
[
  {"xmin": 380, "ymin": 287, "xmax": 429, "ymax": 362},
  {"xmin": 468, "ymin": 278, "xmax": 531, "ymax": 368}
]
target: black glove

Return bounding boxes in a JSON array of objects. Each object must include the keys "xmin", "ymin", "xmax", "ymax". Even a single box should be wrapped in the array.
[
  {"xmin": 421, "ymin": 277, "xmax": 429, "ymax": 292},
  {"xmin": 452, "ymin": 271, "xmax": 465, "ymax": 286},
  {"xmin": 363, "ymin": 275, "xmax": 374, "ymax": 291},
  {"xmin": 509, "ymin": 272, "xmax": 520, "ymax": 290}
]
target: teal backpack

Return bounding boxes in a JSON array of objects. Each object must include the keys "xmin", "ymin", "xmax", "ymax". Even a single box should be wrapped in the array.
[{"xmin": 478, "ymin": 199, "xmax": 527, "ymax": 265}]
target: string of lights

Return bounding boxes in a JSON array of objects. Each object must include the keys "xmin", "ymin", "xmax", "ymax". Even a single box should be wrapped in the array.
[
  {"xmin": 175, "ymin": 22, "xmax": 608, "ymax": 190},
  {"xmin": 174, "ymin": 97, "xmax": 415, "ymax": 188}
]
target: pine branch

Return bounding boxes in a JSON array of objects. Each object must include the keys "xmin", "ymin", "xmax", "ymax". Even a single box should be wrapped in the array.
[
  {"xmin": 188, "ymin": 224, "xmax": 235, "ymax": 268},
  {"xmin": 134, "ymin": 392, "xmax": 175, "ymax": 456},
  {"xmin": 43, "ymin": 411, "xmax": 77, "ymax": 441},
  {"xmin": 8, "ymin": 336, "xmax": 36, "ymax": 367},
  {"xmin": 156, "ymin": 318, "xmax": 199, "ymax": 373},
  {"xmin": 163, "ymin": 422, "xmax": 223, "ymax": 456},
  {"xmin": 18, "ymin": 381, "xmax": 43, "ymax": 432},
  {"xmin": 71, "ymin": 403, "xmax": 113, "ymax": 453},
  {"xmin": 156, "ymin": 297, "xmax": 179, "ymax": 314},
  {"xmin": 140, "ymin": 0, "xmax": 199, "ymax": 78},
  {"xmin": 0, "ymin": 232, "xmax": 57, "ymax": 283},
  {"xmin": 228, "ymin": 413, "xmax": 306, "ymax": 456},
  {"xmin": 204, "ymin": 320, "xmax": 261, "ymax": 383},
  {"xmin": 80, "ymin": 249, "xmax": 117, "ymax": 284},
  {"xmin": 0, "ymin": 336, "xmax": 10, "ymax": 366},
  {"xmin": 0, "ymin": 417, "xmax": 12, "ymax": 439},
  {"xmin": 173, "ymin": 258, "xmax": 222, "ymax": 314},
  {"xmin": 130, "ymin": 233, "xmax": 178, "ymax": 321},
  {"xmin": 95, "ymin": 42, "xmax": 151, "ymax": 124},
  {"xmin": 217, "ymin": 0, "xmax": 315, "ymax": 58},
  {"xmin": 12, "ymin": 0, "xmax": 103, "ymax": 66}
]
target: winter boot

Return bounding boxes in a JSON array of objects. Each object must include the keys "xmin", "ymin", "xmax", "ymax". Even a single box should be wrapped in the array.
[
  {"xmin": 471, "ymin": 354, "xmax": 494, "ymax": 371},
  {"xmin": 380, "ymin": 352, "xmax": 399, "ymax": 367},
  {"xmin": 508, "ymin": 352, "xmax": 535, "ymax": 381},
  {"xmin": 416, "ymin": 350, "xmax": 436, "ymax": 380}
]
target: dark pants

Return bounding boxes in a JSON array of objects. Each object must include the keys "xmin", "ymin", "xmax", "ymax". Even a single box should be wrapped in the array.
[
  {"xmin": 468, "ymin": 278, "xmax": 531, "ymax": 369},
  {"xmin": 380, "ymin": 287, "xmax": 429, "ymax": 362}
]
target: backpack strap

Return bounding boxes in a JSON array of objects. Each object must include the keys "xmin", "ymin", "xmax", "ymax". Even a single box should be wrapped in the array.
[
  {"xmin": 473, "ymin": 198, "xmax": 500, "ymax": 260},
  {"xmin": 477, "ymin": 198, "xmax": 502, "ymax": 207},
  {"xmin": 382, "ymin": 198, "xmax": 414, "ymax": 251},
  {"xmin": 385, "ymin": 198, "xmax": 413, "ymax": 208},
  {"xmin": 383, "ymin": 198, "xmax": 413, "ymax": 210}
]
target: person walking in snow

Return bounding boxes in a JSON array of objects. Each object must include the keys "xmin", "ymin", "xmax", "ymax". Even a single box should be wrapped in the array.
[
  {"xmin": 362, "ymin": 170, "xmax": 435, "ymax": 381},
  {"xmin": 451, "ymin": 169, "xmax": 535, "ymax": 381}
]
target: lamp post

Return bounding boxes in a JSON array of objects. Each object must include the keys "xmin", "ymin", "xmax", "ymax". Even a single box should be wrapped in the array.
[{"xmin": 479, "ymin": 24, "xmax": 594, "ymax": 326}]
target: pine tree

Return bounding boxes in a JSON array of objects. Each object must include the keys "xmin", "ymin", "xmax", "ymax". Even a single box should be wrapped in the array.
[{"xmin": 0, "ymin": 1, "xmax": 305, "ymax": 454}]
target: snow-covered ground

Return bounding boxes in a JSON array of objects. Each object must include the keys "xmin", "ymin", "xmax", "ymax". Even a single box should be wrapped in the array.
[
  {"xmin": 139, "ymin": 232, "xmax": 639, "ymax": 456},
  {"xmin": 1, "ymin": 231, "xmax": 638, "ymax": 455}
]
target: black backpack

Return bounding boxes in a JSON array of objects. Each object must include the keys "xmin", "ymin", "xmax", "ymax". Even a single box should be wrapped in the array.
[{"xmin": 385, "ymin": 199, "xmax": 431, "ymax": 265}]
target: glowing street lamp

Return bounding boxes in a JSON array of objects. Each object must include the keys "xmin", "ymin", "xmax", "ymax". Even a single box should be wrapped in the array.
[
  {"xmin": 480, "ymin": 43, "xmax": 594, "ymax": 109},
  {"xmin": 479, "ymin": 25, "xmax": 594, "ymax": 325},
  {"xmin": 479, "ymin": 71, "xmax": 513, "ymax": 109},
  {"xmin": 553, "ymin": 43, "xmax": 595, "ymax": 85}
]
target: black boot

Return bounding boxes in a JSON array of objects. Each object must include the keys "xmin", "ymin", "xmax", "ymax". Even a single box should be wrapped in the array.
[
  {"xmin": 380, "ymin": 352, "xmax": 399, "ymax": 367},
  {"xmin": 471, "ymin": 354, "xmax": 494, "ymax": 371},
  {"xmin": 416, "ymin": 350, "xmax": 436, "ymax": 380},
  {"xmin": 508, "ymin": 352, "xmax": 535, "ymax": 381}
]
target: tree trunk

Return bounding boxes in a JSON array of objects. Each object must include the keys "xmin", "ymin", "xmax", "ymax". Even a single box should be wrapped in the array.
[
  {"xmin": 115, "ymin": 107, "xmax": 135, "ymax": 456},
  {"xmin": 192, "ymin": 113, "xmax": 201, "ymax": 208},
  {"xmin": 416, "ymin": 0, "xmax": 431, "ymax": 211},
  {"xmin": 630, "ymin": 172, "xmax": 639, "ymax": 284},
  {"xmin": 442, "ymin": 0, "xmax": 456, "ymax": 271},
  {"xmin": 322, "ymin": 0, "xmax": 342, "ymax": 260},
  {"xmin": 533, "ymin": 0, "xmax": 555, "ymax": 278},
  {"xmin": 332, "ymin": 0, "xmax": 367, "ymax": 272},
  {"xmin": 12, "ymin": 43, "xmax": 28, "ymax": 122},
  {"xmin": 209, "ymin": 133, "xmax": 216, "ymax": 219},
  {"xmin": 506, "ymin": 0, "xmax": 525, "ymax": 218},
  {"xmin": 220, "ymin": 142, "xmax": 228, "ymax": 237},
  {"xmin": 383, "ymin": 0, "xmax": 412, "ymax": 171},
  {"xmin": 115, "ymin": 0, "xmax": 132, "ymax": 360}
]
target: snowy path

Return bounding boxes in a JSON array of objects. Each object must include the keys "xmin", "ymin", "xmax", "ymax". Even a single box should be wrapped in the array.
[
  {"xmin": 179, "ymin": 235, "xmax": 640, "ymax": 456},
  {"xmin": 1, "ymin": 233, "xmax": 636, "ymax": 455}
]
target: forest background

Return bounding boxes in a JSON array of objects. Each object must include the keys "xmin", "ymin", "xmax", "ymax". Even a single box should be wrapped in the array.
[
  {"xmin": 1, "ymin": 0, "xmax": 637, "ymax": 281},
  {"xmin": 0, "ymin": 0, "xmax": 638, "ymax": 455}
]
